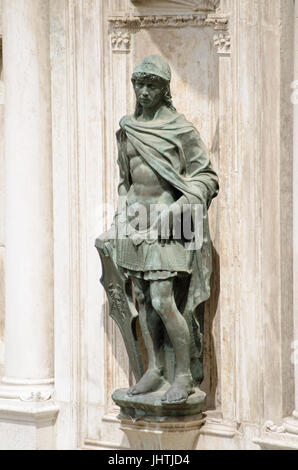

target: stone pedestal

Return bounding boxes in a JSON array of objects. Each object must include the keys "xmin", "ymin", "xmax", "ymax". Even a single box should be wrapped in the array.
[
  {"xmin": 120, "ymin": 415, "xmax": 205, "ymax": 450},
  {"xmin": 113, "ymin": 386, "xmax": 206, "ymax": 420},
  {"xmin": 113, "ymin": 386, "xmax": 206, "ymax": 450}
]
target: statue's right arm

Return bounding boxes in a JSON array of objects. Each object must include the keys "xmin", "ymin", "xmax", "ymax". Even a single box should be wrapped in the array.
[
  {"xmin": 96, "ymin": 129, "xmax": 129, "ymax": 248},
  {"xmin": 95, "ymin": 188, "xmax": 128, "ymax": 247}
]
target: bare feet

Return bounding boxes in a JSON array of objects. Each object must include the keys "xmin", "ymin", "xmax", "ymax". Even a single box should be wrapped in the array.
[
  {"xmin": 161, "ymin": 374, "xmax": 194, "ymax": 404},
  {"xmin": 127, "ymin": 368, "xmax": 163, "ymax": 396}
]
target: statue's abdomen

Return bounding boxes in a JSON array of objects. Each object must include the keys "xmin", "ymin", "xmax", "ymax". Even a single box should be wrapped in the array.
[{"xmin": 126, "ymin": 140, "xmax": 177, "ymax": 228}]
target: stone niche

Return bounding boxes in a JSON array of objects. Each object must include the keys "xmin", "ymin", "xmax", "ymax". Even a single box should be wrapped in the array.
[
  {"xmin": 106, "ymin": 0, "xmax": 221, "ymax": 417},
  {"xmin": 130, "ymin": 0, "xmax": 220, "ymax": 13}
]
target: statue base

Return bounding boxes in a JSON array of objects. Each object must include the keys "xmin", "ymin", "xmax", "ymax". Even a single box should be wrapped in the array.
[
  {"xmin": 118, "ymin": 412, "xmax": 206, "ymax": 450},
  {"xmin": 113, "ymin": 384, "xmax": 206, "ymax": 449},
  {"xmin": 112, "ymin": 384, "xmax": 206, "ymax": 420}
]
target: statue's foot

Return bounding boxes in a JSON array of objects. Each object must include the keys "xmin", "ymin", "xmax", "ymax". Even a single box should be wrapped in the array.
[
  {"xmin": 127, "ymin": 368, "xmax": 163, "ymax": 396},
  {"xmin": 161, "ymin": 374, "xmax": 195, "ymax": 405}
]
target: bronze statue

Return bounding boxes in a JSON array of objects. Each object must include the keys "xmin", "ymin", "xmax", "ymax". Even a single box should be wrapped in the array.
[{"xmin": 96, "ymin": 55, "xmax": 218, "ymax": 415}]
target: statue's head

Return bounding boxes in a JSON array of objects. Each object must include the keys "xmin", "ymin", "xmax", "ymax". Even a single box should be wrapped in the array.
[{"xmin": 131, "ymin": 55, "xmax": 175, "ymax": 116}]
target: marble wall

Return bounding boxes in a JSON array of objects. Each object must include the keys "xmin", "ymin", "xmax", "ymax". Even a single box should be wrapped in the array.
[
  {"xmin": 0, "ymin": 0, "xmax": 297, "ymax": 450},
  {"xmin": 0, "ymin": 3, "xmax": 4, "ymax": 375}
]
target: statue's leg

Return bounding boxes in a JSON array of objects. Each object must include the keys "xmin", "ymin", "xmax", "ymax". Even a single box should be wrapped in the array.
[
  {"xmin": 127, "ymin": 276, "xmax": 164, "ymax": 396},
  {"xmin": 150, "ymin": 278, "xmax": 194, "ymax": 404}
]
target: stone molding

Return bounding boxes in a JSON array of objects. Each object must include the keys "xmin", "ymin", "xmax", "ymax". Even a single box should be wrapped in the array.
[
  {"xmin": 199, "ymin": 418, "xmax": 238, "ymax": 438},
  {"xmin": 2, "ymin": 376, "xmax": 54, "ymax": 385},
  {"xmin": 108, "ymin": 12, "xmax": 230, "ymax": 55},
  {"xmin": 263, "ymin": 416, "xmax": 298, "ymax": 437},
  {"xmin": 0, "ymin": 398, "xmax": 59, "ymax": 449},
  {"xmin": 252, "ymin": 416, "xmax": 298, "ymax": 450},
  {"xmin": 20, "ymin": 391, "xmax": 54, "ymax": 402},
  {"xmin": 263, "ymin": 420, "xmax": 287, "ymax": 434},
  {"xmin": 109, "ymin": 13, "xmax": 208, "ymax": 30},
  {"xmin": 253, "ymin": 434, "xmax": 298, "ymax": 451},
  {"xmin": 0, "ymin": 400, "xmax": 59, "ymax": 423},
  {"xmin": 0, "ymin": 383, "xmax": 55, "ymax": 402}
]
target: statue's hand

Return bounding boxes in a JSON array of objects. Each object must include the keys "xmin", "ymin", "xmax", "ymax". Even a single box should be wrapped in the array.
[
  {"xmin": 95, "ymin": 226, "xmax": 116, "ymax": 249},
  {"xmin": 157, "ymin": 204, "xmax": 182, "ymax": 240},
  {"xmin": 157, "ymin": 209, "xmax": 171, "ymax": 240}
]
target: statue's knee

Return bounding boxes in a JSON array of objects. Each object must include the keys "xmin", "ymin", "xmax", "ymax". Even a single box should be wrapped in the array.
[
  {"xmin": 134, "ymin": 286, "xmax": 145, "ymax": 305},
  {"xmin": 152, "ymin": 297, "xmax": 171, "ymax": 317},
  {"xmin": 151, "ymin": 297, "xmax": 161, "ymax": 314}
]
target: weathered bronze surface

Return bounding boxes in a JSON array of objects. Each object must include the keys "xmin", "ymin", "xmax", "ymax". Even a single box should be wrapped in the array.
[{"xmin": 96, "ymin": 55, "xmax": 218, "ymax": 418}]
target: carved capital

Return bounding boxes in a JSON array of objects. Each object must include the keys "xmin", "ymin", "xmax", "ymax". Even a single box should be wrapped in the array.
[
  {"xmin": 213, "ymin": 31, "xmax": 230, "ymax": 55},
  {"xmin": 206, "ymin": 13, "xmax": 231, "ymax": 55},
  {"xmin": 111, "ymin": 31, "xmax": 131, "ymax": 53}
]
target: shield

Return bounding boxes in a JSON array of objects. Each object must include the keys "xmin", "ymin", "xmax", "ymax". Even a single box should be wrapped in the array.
[{"xmin": 95, "ymin": 240, "xmax": 144, "ymax": 381}]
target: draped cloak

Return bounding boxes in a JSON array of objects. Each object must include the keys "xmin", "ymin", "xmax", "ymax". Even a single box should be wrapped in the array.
[{"xmin": 115, "ymin": 111, "xmax": 219, "ymax": 383}]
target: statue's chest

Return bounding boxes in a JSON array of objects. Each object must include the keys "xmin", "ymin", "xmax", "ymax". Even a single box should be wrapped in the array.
[
  {"xmin": 126, "ymin": 139, "xmax": 146, "ymax": 174},
  {"xmin": 126, "ymin": 139, "xmax": 140, "ymax": 160},
  {"xmin": 126, "ymin": 138, "xmax": 163, "ymax": 186}
]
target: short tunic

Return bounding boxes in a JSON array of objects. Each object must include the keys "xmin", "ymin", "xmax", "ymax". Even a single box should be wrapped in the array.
[{"xmin": 116, "ymin": 235, "xmax": 194, "ymax": 281}]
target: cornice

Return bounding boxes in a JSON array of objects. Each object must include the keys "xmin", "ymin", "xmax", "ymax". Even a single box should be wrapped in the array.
[
  {"xmin": 108, "ymin": 13, "xmax": 208, "ymax": 29},
  {"xmin": 108, "ymin": 11, "xmax": 231, "ymax": 56}
]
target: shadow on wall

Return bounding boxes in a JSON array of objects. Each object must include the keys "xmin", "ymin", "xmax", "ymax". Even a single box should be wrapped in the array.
[
  {"xmin": 132, "ymin": 28, "xmax": 218, "ymax": 100},
  {"xmin": 201, "ymin": 244, "xmax": 219, "ymax": 410},
  {"xmin": 129, "ymin": 0, "xmax": 219, "ymax": 98},
  {"xmin": 203, "ymin": 117, "xmax": 220, "ymax": 410},
  {"xmin": 200, "ymin": 118, "xmax": 220, "ymax": 410}
]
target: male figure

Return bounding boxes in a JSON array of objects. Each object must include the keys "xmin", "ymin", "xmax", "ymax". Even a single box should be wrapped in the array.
[{"xmin": 97, "ymin": 55, "xmax": 218, "ymax": 404}]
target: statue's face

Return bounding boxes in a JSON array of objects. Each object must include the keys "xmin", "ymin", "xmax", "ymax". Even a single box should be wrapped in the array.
[{"xmin": 133, "ymin": 77, "xmax": 165, "ymax": 110}]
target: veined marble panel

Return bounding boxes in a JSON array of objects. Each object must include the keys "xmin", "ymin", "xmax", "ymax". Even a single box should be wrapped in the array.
[{"xmin": 130, "ymin": 0, "xmax": 219, "ymax": 13}]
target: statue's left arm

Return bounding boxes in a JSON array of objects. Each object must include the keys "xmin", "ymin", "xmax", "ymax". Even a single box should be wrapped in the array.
[
  {"xmin": 180, "ymin": 127, "xmax": 219, "ymax": 207},
  {"xmin": 167, "ymin": 127, "xmax": 219, "ymax": 218}
]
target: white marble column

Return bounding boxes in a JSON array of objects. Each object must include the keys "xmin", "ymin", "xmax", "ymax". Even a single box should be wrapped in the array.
[
  {"xmin": 281, "ymin": 1, "xmax": 298, "ymax": 434},
  {"xmin": 291, "ymin": 0, "xmax": 298, "ymax": 421},
  {"xmin": 256, "ymin": 1, "xmax": 298, "ymax": 448},
  {"xmin": 1, "ymin": 0, "xmax": 54, "ymax": 391},
  {"xmin": 258, "ymin": 3, "xmax": 298, "ymax": 447},
  {"xmin": 0, "ymin": 0, "xmax": 58, "ymax": 450},
  {"xmin": 0, "ymin": 0, "xmax": 58, "ymax": 449}
]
